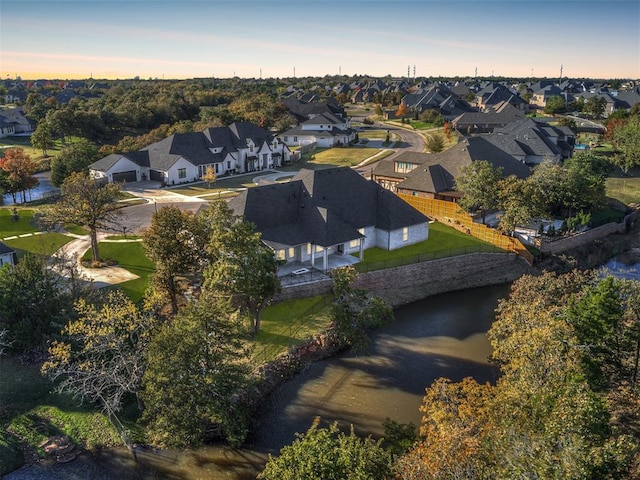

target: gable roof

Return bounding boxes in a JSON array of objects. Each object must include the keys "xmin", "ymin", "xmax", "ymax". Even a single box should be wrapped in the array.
[
  {"xmin": 228, "ymin": 167, "xmax": 429, "ymax": 248},
  {"xmin": 0, "ymin": 242, "xmax": 15, "ymax": 256}
]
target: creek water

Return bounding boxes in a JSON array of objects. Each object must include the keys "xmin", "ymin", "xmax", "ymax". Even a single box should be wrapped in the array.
[{"xmin": 6, "ymin": 283, "xmax": 510, "ymax": 480}]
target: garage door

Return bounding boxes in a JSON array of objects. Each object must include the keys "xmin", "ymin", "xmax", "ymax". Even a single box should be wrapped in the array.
[
  {"xmin": 149, "ymin": 170, "xmax": 164, "ymax": 182},
  {"xmin": 112, "ymin": 171, "xmax": 137, "ymax": 183}
]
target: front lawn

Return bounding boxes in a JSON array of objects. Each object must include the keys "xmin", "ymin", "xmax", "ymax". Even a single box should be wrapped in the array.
[
  {"xmin": 302, "ymin": 147, "xmax": 384, "ymax": 168},
  {"xmin": 4, "ymin": 233, "xmax": 74, "ymax": 257},
  {"xmin": 0, "ymin": 208, "xmax": 39, "ymax": 238},
  {"xmin": 83, "ymin": 241, "xmax": 154, "ymax": 303},
  {"xmin": 357, "ymin": 221, "xmax": 502, "ymax": 271}
]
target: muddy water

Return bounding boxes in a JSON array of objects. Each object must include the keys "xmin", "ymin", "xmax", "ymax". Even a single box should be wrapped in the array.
[{"xmin": 6, "ymin": 283, "xmax": 509, "ymax": 480}]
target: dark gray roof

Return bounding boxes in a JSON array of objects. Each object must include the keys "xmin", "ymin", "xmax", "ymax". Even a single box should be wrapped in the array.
[
  {"xmin": 0, "ymin": 242, "xmax": 15, "ymax": 255},
  {"xmin": 228, "ymin": 167, "xmax": 429, "ymax": 248}
]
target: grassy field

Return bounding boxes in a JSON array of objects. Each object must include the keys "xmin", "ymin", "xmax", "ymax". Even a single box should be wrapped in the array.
[
  {"xmin": 4, "ymin": 233, "xmax": 74, "ymax": 257},
  {"xmin": 606, "ymin": 176, "xmax": 640, "ymax": 205},
  {"xmin": 0, "ymin": 356, "xmax": 121, "ymax": 475},
  {"xmin": 0, "ymin": 208, "xmax": 39, "ymax": 238},
  {"xmin": 83, "ymin": 241, "xmax": 154, "ymax": 303},
  {"xmin": 299, "ymin": 146, "xmax": 384, "ymax": 168},
  {"xmin": 252, "ymin": 295, "xmax": 332, "ymax": 363}
]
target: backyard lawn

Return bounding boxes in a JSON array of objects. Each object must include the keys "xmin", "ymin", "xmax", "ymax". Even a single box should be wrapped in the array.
[
  {"xmin": 606, "ymin": 176, "xmax": 640, "ymax": 205},
  {"xmin": 3, "ymin": 233, "xmax": 73, "ymax": 257},
  {"xmin": 0, "ymin": 208, "xmax": 39, "ymax": 238},
  {"xmin": 357, "ymin": 221, "xmax": 502, "ymax": 271},
  {"xmin": 252, "ymin": 295, "xmax": 332, "ymax": 363}
]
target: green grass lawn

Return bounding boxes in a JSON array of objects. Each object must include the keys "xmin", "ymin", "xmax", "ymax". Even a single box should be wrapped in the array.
[
  {"xmin": 0, "ymin": 208, "xmax": 39, "ymax": 238},
  {"xmin": 252, "ymin": 295, "xmax": 332, "ymax": 363},
  {"xmin": 4, "ymin": 233, "xmax": 74, "ymax": 257},
  {"xmin": 606, "ymin": 176, "xmax": 640, "ymax": 205},
  {"xmin": 302, "ymin": 147, "xmax": 384, "ymax": 168},
  {"xmin": 0, "ymin": 356, "xmax": 121, "ymax": 475},
  {"xmin": 83, "ymin": 241, "xmax": 155, "ymax": 303},
  {"xmin": 63, "ymin": 223, "xmax": 90, "ymax": 235},
  {"xmin": 357, "ymin": 221, "xmax": 502, "ymax": 271}
]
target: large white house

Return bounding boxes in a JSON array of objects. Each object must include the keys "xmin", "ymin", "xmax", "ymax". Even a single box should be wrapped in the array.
[
  {"xmin": 279, "ymin": 112, "xmax": 356, "ymax": 148},
  {"xmin": 90, "ymin": 122, "xmax": 292, "ymax": 185}
]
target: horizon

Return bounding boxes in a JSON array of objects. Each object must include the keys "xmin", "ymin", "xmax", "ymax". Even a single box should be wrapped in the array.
[{"xmin": 2, "ymin": 0, "xmax": 639, "ymax": 81}]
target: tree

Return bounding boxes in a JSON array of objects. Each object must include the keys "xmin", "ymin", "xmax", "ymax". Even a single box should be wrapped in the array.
[
  {"xmin": 0, "ymin": 254, "xmax": 71, "ymax": 352},
  {"xmin": 585, "ymin": 96, "xmax": 607, "ymax": 119},
  {"xmin": 258, "ymin": 418, "xmax": 394, "ymax": 480},
  {"xmin": 612, "ymin": 116, "xmax": 640, "ymax": 172},
  {"xmin": 395, "ymin": 102, "xmax": 407, "ymax": 118},
  {"xmin": 50, "ymin": 139, "xmax": 100, "ymax": 187},
  {"xmin": 202, "ymin": 165, "xmax": 216, "ymax": 189},
  {"xmin": 142, "ymin": 206, "xmax": 208, "ymax": 314},
  {"xmin": 141, "ymin": 295, "xmax": 251, "ymax": 447},
  {"xmin": 0, "ymin": 148, "xmax": 39, "ymax": 204},
  {"xmin": 544, "ymin": 95, "xmax": 567, "ymax": 114},
  {"xmin": 425, "ymin": 133, "xmax": 445, "ymax": 153},
  {"xmin": 203, "ymin": 202, "xmax": 282, "ymax": 334},
  {"xmin": 564, "ymin": 152, "xmax": 609, "ymax": 213},
  {"xmin": 42, "ymin": 291, "xmax": 155, "ymax": 420},
  {"xmin": 374, "ymin": 104, "xmax": 383, "ymax": 116},
  {"xmin": 30, "ymin": 121, "xmax": 55, "ymax": 156},
  {"xmin": 455, "ymin": 160, "xmax": 503, "ymax": 224},
  {"xmin": 46, "ymin": 172, "xmax": 125, "ymax": 262},
  {"xmin": 330, "ymin": 266, "xmax": 392, "ymax": 354}
]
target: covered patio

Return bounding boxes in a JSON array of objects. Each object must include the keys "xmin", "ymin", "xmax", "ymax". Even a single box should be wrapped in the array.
[{"xmin": 278, "ymin": 253, "xmax": 361, "ymax": 287}]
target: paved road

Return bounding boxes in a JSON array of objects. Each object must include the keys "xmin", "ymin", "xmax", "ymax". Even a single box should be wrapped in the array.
[{"xmin": 356, "ymin": 123, "xmax": 427, "ymax": 178}]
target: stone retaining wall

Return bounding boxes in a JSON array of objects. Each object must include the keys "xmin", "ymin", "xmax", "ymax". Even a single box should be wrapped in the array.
[
  {"xmin": 540, "ymin": 209, "xmax": 640, "ymax": 255},
  {"xmin": 275, "ymin": 252, "xmax": 530, "ymax": 307}
]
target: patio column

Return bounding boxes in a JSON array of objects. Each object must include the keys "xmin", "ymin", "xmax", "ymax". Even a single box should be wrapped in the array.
[
  {"xmin": 359, "ymin": 238, "xmax": 364, "ymax": 260},
  {"xmin": 323, "ymin": 249, "xmax": 328, "ymax": 272},
  {"xmin": 310, "ymin": 244, "xmax": 316, "ymax": 269}
]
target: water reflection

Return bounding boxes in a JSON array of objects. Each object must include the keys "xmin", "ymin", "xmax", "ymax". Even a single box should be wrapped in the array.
[{"xmin": 601, "ymin": 251, "xmax": 640, "ymax": 281}]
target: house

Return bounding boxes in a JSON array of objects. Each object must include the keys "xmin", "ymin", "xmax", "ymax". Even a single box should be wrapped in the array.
[
  {"xmin": 227, "ymin": 167, "xmax": 430, "ymax": 272},
  {"xmin": 452, "ymin": 102, "xmax": 525, "ymax": 134},
  {"xmin": 279, "ymin": 112, "xmax": 356, "ymax": 148},
  {"xmin": 530, "ymin": 84, "xmax": 565, "ymax": 108},
  {"xmin": 0, "ymin": 242, "xmax": 16, "ymax": 267},
  {"xmin": 475, "ymin": 83, "xmax": 528, "ymax": 111},
  {"xmin": 90, "ymin": 122, "xmax": 292, "ymax": 185},
  {"xmin": 0, "ymin": 108, "xmax": 35, "ymax": 137},
  {"xmin": 372, "ymin": 136, "xmax": 531, "ymax": 201},
  {"xmin": 400, "ymin": 84, "xmax": 474, "ymax": 120}
]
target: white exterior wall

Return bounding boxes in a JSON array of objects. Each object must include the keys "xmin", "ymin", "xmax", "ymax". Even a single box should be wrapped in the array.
[
  {"xmin": 283, "ymin": 134, "xmax": 316, "ymax": 147},
  {"xmin": 387, "ymin": 223, "xmax": 429, "ymax": 250},
  {"xmin": 0, "ymin": 252, "xmax": 15, "ymax": 267},
  {"xmin": 98, "ymin": 157, "xmax": 144, "ymax": 182},
  {"xmin": 0, "ymin": 125, "xmax": 15, "ymax": 138},
  {"xmin": 165, "ymin": 157, "xmax": 198, "ymax": 186}
]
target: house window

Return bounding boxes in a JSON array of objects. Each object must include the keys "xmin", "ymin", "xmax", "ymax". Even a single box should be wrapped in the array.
[
  {"xmin": 288, "ymin": 247, "xmax": 295, "ymax": 258},
  {"xmin": 306, "ymin": 244, "xmax": 311, "ymax": 255},
  {"xmin": 249, "ymin": 145, "xmax": 254, "ymax": 152},
  {"xmin": 277, "ymin": 250, "xmax": 286, "ymax": 260},
  {"xmin": 349, "ymin": 239, "xmax": 359, "ymax": 248},
  {"xmin": 293, "ymin": 136, "xmax": 298, "ymax": 143},
  {"xmin": 284, "ymin": 136, "xmax": 288, "ymax": 142},
  {"xmin": 227, "ymin": 161, "xmax": 231, "ymax": 169},
  {"xmin": 215, "ymin": 164, "xmax": 219, "ymax": 173},
  {"xmin": 403, "ymin": 227, "xmax": 409, "ymax": 242},
  {"xmin": 178, "ymin": 168, "xmax": 186, "ymax": 179}
]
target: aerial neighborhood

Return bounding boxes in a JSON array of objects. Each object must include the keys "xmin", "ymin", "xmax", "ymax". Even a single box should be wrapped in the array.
[{"xmin": 1, "ymin": 72, "xmax": 640, "ymax": 479}]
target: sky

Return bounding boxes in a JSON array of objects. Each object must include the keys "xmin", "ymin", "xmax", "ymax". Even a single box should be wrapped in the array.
[{"xmin": 1, "ymin": 0, "xmax": 639, "ymax": 81}]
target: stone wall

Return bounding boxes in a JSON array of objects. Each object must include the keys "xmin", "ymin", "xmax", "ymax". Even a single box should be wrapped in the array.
[
  {"xmin": 275, "ymin": 252, "xmax": 530, "ymax": 307},
  {"xmin": 540, "ymin": 208, "xmax": 640, "ymax": 255}
]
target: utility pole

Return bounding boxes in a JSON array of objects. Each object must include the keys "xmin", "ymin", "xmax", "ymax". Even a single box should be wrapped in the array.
[
  {"xmin": 293, "ymin": 66, "xmax": 296, "ymax": 78},
  {"xmin": 407, "ymin": 65, "xmax": 410, "ymax": 81},
  {"xmin": 413, "ymin": 65, "xmax": 416, "ymax": 80},
  {"xmin": 559, "ymin": 64, "xmax": 563, "ymax": 81}
]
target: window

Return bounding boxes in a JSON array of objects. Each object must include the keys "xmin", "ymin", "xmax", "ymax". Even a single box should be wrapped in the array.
[
  {"xmin": 276, "ymin": 250, "xmax": 286, "ymax": 260},
  {"xmin": 403, "ymin": 227, "xmax": 409, "ymax": 242},
  {"xmin": 349, "ymin": 239, "xmax": 359, "ymax": 248},
  {"xmin": 288, "ymin": 247, "xmax": 295, "ymax": 258},
  {"xmin": 249, "ymin": 144, "xmax": 254, "ymax": 152},
  {"xmin": 178, "ymin": 168, "xmax": 186, "ymax": 179},
  {"xmin": 293, "ymin": 136, "xmax": 298, "ymax": 143},
  {"xmin": 306, "ymin": 244, "xmax": 311, "ymax": 255},
  {"xmin": 284, "ymin": 136, "xmax": 288, "ymax": 142},
  {"xmin": 227, "ymin": 161, "xmax": 231, "ymax": 169}
]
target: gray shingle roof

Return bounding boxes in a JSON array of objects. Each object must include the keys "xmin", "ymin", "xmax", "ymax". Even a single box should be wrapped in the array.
[
  {"xmin": 0, "ymin": 242, "xmax": 15, "ymax": 255},
  {"xmin": 228, "ymin": 167, "xmax": 429, "ymax": 248}
]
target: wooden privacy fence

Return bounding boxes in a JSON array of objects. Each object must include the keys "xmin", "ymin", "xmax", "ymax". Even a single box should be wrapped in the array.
[{"xmin": 399, "ymin": 194, "xmax": 534, "ymax": 266}]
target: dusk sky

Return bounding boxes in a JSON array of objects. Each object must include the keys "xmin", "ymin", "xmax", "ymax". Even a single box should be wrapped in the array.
[{"xmin": 1, "ymin": 0, "xmax": 639, "ymax": 80}]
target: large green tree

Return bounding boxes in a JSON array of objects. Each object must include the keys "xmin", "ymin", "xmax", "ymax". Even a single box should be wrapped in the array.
[
  {"xmin": 141, "ymin": 295, "xmax": 251, "ymax": 447},
  {"xmin": 46, "ymin": 172, "xmax": 125, "ymax": 262},
  {"xmin": 0, "ymin": 254, "xmax": 71, "ymax": 352},
  {"xmin": 330, "ymin": 266, "xmax": 393, "ymax": 354},
  {"xmin": 612, "ymin": 116, "xmax": 640, "ymax": 172},
  {"xmin": 30, "ymin": 121, "xmax": 55, "ymax": 157},
  {"xmin": 142, "ymin": 206, "xmax": 209, "ymax": 314},
  {"xmin": 258, "ymin": 419, "xmax": 394, "ymax": 480},
  {"xmin": 50, "ymin": 139, "xmax": 100, "ymax": 187},
  {"xmin": 202, "ymin": 200, "xmax": 282, "ymax": 334},
  {"xmin": 455, "ymin": 160, "xmax": 503, "ymax": 223}
]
